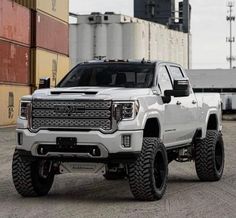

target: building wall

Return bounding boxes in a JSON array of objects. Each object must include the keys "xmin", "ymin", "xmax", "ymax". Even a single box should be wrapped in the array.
[
  {"xmin": 134, "ymin": 0, "xmax": 175, "ymax": 26},
  {"xmin": 70, "ymin": 14, "xmax": 191, "ymax": 69},
  {"xmin": 0, "ymin": 85, "xmax": 30, "ymax": 126}
]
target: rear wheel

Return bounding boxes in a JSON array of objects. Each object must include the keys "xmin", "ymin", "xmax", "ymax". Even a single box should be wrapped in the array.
[
  {"xmin": 195, "ymin": 130, "xmax": 224, "ymax": 181},
  {"xmin": 12, "ymin": 150, "xmax": 55, "ymax": 197},
  {"xmin": 128, "ymin": 137, "xmax": 168, "ymax": 201}
]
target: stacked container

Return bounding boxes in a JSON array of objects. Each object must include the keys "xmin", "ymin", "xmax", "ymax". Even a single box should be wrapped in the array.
[
  {"xmin": 0, "ymin": 0, "xmax": 69, "ymax": 126},
  {"xmin": 14, "ymin": 0, "xmax": 70, "ymax": 90},
  {"xmin": 0, "ymin": 0, "xmax": 31, "ymax": 126}
]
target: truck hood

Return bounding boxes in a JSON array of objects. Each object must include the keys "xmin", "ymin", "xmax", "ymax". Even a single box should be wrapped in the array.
[{"xmin": 31, "ymin": 87, "xmax": 153, "ymax": 101}]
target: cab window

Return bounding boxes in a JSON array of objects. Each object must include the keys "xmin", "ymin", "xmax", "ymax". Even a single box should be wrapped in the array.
[
  {"xmin": 169, "ymin": 66, "xmax": 184, "ymax": 80},
  {"xmin": 157, "ymin": 66, "xmax": 173, "ymax": 95}
]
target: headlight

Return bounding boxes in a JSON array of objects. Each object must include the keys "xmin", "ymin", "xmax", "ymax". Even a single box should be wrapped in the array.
[
  {"xmin": 19, "ymin": 101, "xmax": 31, "ymax": 119},
  {"xmin": 113, "ymin": 101, "xmax": 139, "ymax": 121}
]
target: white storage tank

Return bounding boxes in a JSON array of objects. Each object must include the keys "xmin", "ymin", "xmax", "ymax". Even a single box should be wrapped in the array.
[
  {"xmin": 123, "ymin": 22, "xmax": 148, "ymax": 60},
  {"xmin": 107, "ymin": 23, "xmax": 123, "ymax": 59},
  {"xmin": 77, "ymin": 24, "xmax": 94, "ymax": 63},
  {"xmin": 69, "ymin": 13, "xmax": 191, "ymax": 68},
  {"xmin": 95, "ymin": 24, "xmax": 107, "ymax": 58}
]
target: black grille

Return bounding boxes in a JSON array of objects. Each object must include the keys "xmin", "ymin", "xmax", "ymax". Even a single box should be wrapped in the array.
[{"xmin": 31, "ymin": 100, "xmax": 112, "ymax": 131}]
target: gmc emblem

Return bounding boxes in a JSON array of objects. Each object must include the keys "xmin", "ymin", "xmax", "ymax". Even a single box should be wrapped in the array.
[{"xmin": 54, "ymin": 105, "xmax": 85, "ymax": 114}]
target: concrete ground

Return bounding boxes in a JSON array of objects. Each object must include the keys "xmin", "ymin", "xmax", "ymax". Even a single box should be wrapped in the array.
[{"xmin": 0, "ymin": 121, "xmax": 236, "ymax": 218}]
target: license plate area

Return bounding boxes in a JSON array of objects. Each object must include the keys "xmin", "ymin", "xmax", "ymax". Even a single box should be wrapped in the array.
[{"xmin": 56, "ymin": 137, "xmax": 77, "ymax": 148}]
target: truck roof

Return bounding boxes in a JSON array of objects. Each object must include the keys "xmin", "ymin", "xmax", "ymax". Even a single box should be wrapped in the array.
[{"xmin": 80, "ymin": 59, "xmax": 180, "ymax": 67}]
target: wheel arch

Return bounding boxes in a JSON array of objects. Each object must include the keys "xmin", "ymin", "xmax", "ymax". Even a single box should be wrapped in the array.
[
  {"xmin": 142, "ymin": 113, "xmax": 163, "ymax": 140},
  {"xmin": 202, "ymin": 110, "xmax": 220, "ymax": 138}
]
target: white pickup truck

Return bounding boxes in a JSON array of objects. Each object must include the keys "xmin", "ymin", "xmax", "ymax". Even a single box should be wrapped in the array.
[{"xmin": 12, "ymin": 60, "xmax": 224, "ymax": 201}]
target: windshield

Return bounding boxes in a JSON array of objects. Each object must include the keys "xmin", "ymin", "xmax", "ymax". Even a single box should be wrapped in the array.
[{"xmin": 59, "ymin": 63, "xmax": 155, "ymax": 88}]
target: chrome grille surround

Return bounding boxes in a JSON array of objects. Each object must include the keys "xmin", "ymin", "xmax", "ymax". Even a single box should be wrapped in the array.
[{"xmin": 30, "ymin": 100, "xmax": 114, "ymax": 133}]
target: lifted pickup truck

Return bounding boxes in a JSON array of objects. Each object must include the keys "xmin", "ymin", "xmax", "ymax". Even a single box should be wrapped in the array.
[{"xmin": 12, "ymin": 60, "xmax": 224, "ymax": 201}]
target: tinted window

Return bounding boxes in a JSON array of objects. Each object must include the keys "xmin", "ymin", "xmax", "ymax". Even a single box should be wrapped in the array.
[
  {"xmin": 158, "ymin": 66, "xmax": 173, "ymax": 94},
  {"xmin": 59, "ymin": 63, "xmax": 155, "ymax": 88},
  {"xmin": 169, "ymin": 66, "xmax": 184, "ymax": 80}
]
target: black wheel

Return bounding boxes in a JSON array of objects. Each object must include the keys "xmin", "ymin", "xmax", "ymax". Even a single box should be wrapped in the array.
[
  {"xmin": 195, "ymin": 130, "xmax": 225, "ymax": 181},
  {"xmin": 128, "ymin": 137, "xmax": 168, "ymax": 201},
  {"xmin": 12, "ymin": 150, "xmax": 55, "ymax": 197}
]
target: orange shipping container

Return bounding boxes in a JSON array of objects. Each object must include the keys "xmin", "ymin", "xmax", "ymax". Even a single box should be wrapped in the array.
[
  {"xmin": 31, "ymin": 48, "xmax": 69, "ymax": 89},
  {"xmin": 31, "ymin": 11, "xmax": 69, "ymax": 56},
  {"xmin": 0, "ymin": 0, "xmax": 30, "ymax": 45},
  {"xmin": 13, "ymin": 0, "xmax": 69, "ymax": 23},
  {"xmin": 0, "ymin": 40, "xmax": 30, "ymax": 85},
  {"xmin": 0, "ymin": 84, "xmax": 30, "ymax": 126}
]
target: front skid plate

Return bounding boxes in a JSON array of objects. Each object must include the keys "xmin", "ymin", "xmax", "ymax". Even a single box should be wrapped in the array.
[{"xmin": 60, "ymin": 162, "xmax": 106, "ymax": 174}]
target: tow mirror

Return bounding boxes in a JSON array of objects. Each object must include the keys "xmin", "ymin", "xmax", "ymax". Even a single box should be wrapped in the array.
[
  {"xmin": 39, "ymin": 78, "xmax": 51, "ymax": 89},
  {"xmin": 164, "ymin": 79, "xmax": 190, "ymax": 98}
]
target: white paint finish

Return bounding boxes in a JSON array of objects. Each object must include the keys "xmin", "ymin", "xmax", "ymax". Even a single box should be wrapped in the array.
[
  {"xmin": 16, "ymin": 61, "xmax": 221, "ymax": 155},
  {"xmin": 69, "ymin": 14, "xmax": 190, "ymax": 68},
  {"xmin": 16, "ymin": 128, "xmax": 144, "ymax": 154}
]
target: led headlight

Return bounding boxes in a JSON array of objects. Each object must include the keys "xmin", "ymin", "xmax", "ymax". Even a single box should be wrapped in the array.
[
  {"xmin": 113, "ymin": 101, "xmax": 139, "ymax": 121},
  {"xmin": 19, "ymin": 101, "xmax": 32, "ymax": 119}
]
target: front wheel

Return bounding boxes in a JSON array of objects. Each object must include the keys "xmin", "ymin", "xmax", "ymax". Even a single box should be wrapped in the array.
[
  {"xmin": 12, "ymin": 150, "xmax": 55, "ymax": 197},
  {"xmin": 128, "ymin": 137, "xmax": 168, "ymax": 201},
  {"xmin": 195, "ymin": 130, "xmax": 225, "ymax": 181}
]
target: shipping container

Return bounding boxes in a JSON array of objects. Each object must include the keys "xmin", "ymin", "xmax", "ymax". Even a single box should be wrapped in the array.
[
  {"xmin": 32, "ymin": 11, "xmax": 69, "ymax": 55},
  {"xmin": 69, "ymin": 14, "xmax": 191, "ymax": 69},
  {"xmin": 31, "ymin": 48, "xmax": 69, "ymax": 89},
  {"xmin": 0, "ymin": 84, "xmax": 30, "ymax": 126},
  {"xmin": 0, "ymin": 0, "xmax": 30, "ymax": 45},
  {"xmin": 0, "ymin": 40, "xmax": 30, "ymax": 85},
  {"xmin": 13, "ymin": 0, "xmax": 69, "ymax": 23}
]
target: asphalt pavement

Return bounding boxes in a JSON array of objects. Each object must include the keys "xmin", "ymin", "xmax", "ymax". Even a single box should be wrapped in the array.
[{"xmin": 0, "ymin": 121, "xmax": 236, "ymax": 218}]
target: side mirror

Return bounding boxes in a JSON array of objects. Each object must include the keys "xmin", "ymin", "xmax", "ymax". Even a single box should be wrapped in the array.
[
  {"xmin": 39, "ymin": 78, "xmax": 51, "ymax": 89},
  {"xmin": 164, "ymin": 79, "xmax": 190, "ymax": 98}
]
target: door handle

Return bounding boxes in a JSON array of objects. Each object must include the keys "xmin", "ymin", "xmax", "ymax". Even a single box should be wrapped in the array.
[
  {"xmin": 176, "ymin": 101, "xmax": 182, "ymax": 105},
  {"xmin": 192, "ymin": 100, "xmax": 197, "ymax": 105}
]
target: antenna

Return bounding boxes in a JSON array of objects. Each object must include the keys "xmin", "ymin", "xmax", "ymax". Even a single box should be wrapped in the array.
[{"xmin": 226, "ymin": 1, "xmax": 236, "ymax": 69}]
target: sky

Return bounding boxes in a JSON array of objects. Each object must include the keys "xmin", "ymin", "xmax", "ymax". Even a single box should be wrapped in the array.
[{"xmin": 69, "ymin": 0, "xmax": 236, "ymax": 69}]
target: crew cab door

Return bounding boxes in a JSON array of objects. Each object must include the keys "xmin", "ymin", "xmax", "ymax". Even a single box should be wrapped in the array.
[
  {"xmin": 166, "ymin": 65, "xmax": 198, "ymax": 146},
  {"xmin": 157, "ymin": 64, "xmax": 183, "ymax": 146}
]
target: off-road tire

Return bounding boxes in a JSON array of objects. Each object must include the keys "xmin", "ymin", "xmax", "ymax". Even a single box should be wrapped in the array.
[
  {"xmin": 195, "ymin": 130, "xmax": 224, "ymax": 181},
  {"xmin": 128, "ymin": 137, "xmax": 168, "ymax": 201},
  {"xmin": 12, "ymin": 150, "xmax": 54, "ymax": 197}
]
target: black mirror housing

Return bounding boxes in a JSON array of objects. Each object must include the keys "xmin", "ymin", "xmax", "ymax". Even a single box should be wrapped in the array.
[
  {"xmin": 39, "ymin": 78, "xmax": 51, "ymax": 89},
  {"xmin": 164, "ymin": 79, "xmax": 190, "ymax": 98}
]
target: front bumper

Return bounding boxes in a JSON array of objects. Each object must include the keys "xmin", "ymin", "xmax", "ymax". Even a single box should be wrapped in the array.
[{"xmin": 16, "ymin": 129, "xmax": 143, "ymax": 162}]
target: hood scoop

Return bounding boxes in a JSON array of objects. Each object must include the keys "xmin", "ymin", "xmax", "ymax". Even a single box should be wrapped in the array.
[{"xmin": 50, "ymin": 90, "xmax": 98, "ymax": 95}]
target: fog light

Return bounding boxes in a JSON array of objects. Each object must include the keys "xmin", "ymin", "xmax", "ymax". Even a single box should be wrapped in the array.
[
  {"xmin": 17, "ymin": 133, "xmax": 23, "ymax": 145},
  {"xmin": 122, "ymin": 135, "xmax": 131, "ymax": 148}
]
